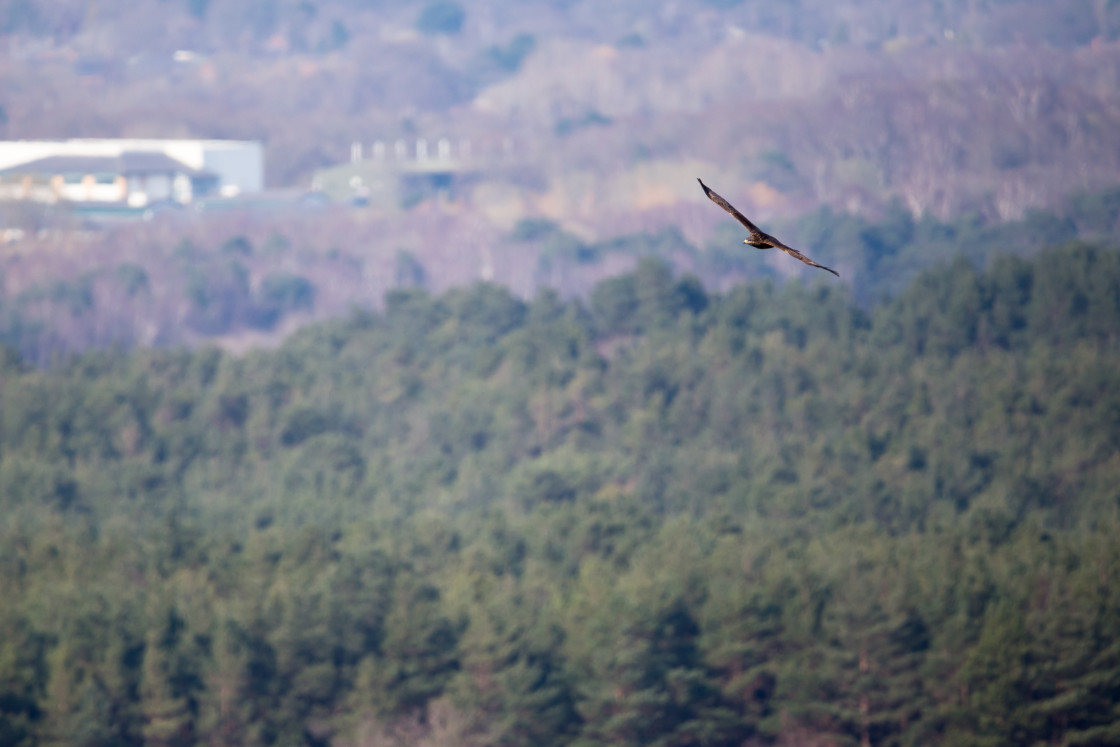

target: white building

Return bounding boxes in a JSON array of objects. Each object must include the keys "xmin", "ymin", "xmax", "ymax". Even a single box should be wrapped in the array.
[{"xmin": 0, "ymin": 139, "xmax": 263, "ymax": 207}]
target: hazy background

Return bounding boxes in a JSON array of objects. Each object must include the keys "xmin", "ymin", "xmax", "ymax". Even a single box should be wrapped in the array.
[{"xmin": 2, "ymin": 0, "xmax": 1120, "ymax": 360}]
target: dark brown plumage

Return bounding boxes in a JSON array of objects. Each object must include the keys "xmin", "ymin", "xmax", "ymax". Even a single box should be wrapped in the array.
[{"xmin": 698, "ymin": 178, "xmax": 839, "ymax": 277}]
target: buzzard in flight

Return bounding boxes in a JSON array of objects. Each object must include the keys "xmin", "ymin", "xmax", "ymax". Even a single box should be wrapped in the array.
[{"xmin": 698, "ymin": 178, "xmax": 839, "ymax": 277}]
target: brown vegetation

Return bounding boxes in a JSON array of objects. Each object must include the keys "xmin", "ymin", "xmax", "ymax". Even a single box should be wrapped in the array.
[
  {"xmin": 1, "ymin": 0, "xmax": 1119, "ymax": 222},
  {"xmin": 2, "ymin": 0, "xmax": 1120, "ymax": 359}
]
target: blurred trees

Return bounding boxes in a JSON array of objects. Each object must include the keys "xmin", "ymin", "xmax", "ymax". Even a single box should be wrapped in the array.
[
  {"xmin": 2, "ymin": 0, "xmax": 1120, "ymax": 206},
  {"xmin": 1, "ymin": 241, "xmax": 1120, "ymax": 744},
  {"xmin": 415, "ymin": 1, "xmax": 466, "ymax": 36}
]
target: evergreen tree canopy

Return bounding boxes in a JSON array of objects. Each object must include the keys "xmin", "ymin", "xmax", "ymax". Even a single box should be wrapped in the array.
[{"xmin": 1, "ymin": 241, "xmax": 1119, "ymax": 745}]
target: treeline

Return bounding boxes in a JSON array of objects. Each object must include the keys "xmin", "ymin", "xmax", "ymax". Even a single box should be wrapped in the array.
[
  {"xmin": 5, "ymin": 183, "xmax": 1120, "ymax": 367},
  {"xmin": 1, "ymin": 243, "xmax": 1120, "ymax": 745},
  {"xmin": 0, "ymin": 231, "xmax": 324, "ymax": 366}
]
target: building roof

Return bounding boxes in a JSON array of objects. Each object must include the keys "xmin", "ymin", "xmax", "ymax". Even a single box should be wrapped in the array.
[{"xmin": 0, "ymin": 151, "xmax": 216, "ymax": 178}]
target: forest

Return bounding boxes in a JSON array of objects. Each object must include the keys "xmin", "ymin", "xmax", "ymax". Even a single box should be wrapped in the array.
[
  {"xmin": 1, "ymin": 235, "xmax": 1119, "ymax": 745},
  {"xmin": 3, "ymin": 4, "xmax": 1120, "ymax": 744}
]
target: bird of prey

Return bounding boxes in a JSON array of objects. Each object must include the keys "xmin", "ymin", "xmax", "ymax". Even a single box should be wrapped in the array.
[{"xmin": 698, "ymin": 178, "xmax": 839, "ymax": 277}]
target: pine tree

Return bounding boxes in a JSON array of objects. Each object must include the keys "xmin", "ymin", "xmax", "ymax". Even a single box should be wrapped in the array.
[
  {"xmin": 39, "ymin": 640, "xmax": 118, "ymax": 746},
  {"xmin": 139, "ymin": 627, "xmax": 193, "ymax": 746},
  {"xmin": 194, "ymin": 618, "xmax": 252, "ymax": 747},
  {"xmin": 575, "ymin": 599, "xmax": 746, "ymax": 746}
]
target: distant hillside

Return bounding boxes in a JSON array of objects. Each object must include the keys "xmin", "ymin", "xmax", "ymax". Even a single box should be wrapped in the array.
[
  {"xmin": 2, "ymin": 183, "xmax": 1119, "ymax": 365},
  {"xmin": 3, "ymin": 0, "xmax": 1116, "ymax": 53},
  {"xmin": 1, "ymin": 0, "xmax": 1118, "ymax": 227}
]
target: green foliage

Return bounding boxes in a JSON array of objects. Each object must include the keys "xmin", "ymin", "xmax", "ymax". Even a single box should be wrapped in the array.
[
  {"xmin": 220, "ymin": 234, "xmax": 254, "ymax": 257},
  {"xmin": 115, "ymin": 263, "xmax": 150, "ymax": 297},
  {"xmin": 250, "ymin": 273, "xmax": 315, "ymax": 329},
  {"xmin": 326, "ymin": 18, "xmax": 350, "ymax": 51},
  {"xmin": 20, "ymin": 276, "xmax": 95, "ymax": 317},
  {"xmin": 415, "ymin": 0, "xmax": 465, "ymax": 36},
  {"xmin": 510, "ymin": 217, "xmax": 562, "ymax": 242},
  {"xmin": 590, "ymin": 272, "xmax": 638, "ymax": 334},
  {"xmin": 393, "ymin": 249, "xmax": 427, "ymax": 289},
  {"xmin": 746, "ymin": 148, "xmax": 803, "ymax": 193},
  {"xmin": 555, "ymin": 109, "xmax": 612, "ymax": 137},
  {"xmin": 1, "ymin": 242, "xmax": 1119, "ymax": 744},
  {"xmin": 184, "ymin": 260, "xmax": 250, "ymax": 335},
  {"xmin": 487, "ymin": 32, "xmax": 536, "ymax": 73},
  {"xmin": 0, "ymin": 0, "xmax": 43, "ymax": 35},
  {"xmin": 186, "ymin": 0, "xmax": 210, "ymax": 21},
  {"xmin": 1069, "ymin": 185, "xmax": 1120, "ymax": 235}
]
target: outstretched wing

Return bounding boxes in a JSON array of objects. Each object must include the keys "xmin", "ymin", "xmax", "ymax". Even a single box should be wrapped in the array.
[
  {"xmin": 699, "ymin": 177, "xmax": 840, "ymax": 277},
  {"xmin": 771, "ymin": 240, "xmax": 840, "ymax": 277},
  {"xmin": 697, "ymin": 178, "xmax": 761, "ymax": 234}
]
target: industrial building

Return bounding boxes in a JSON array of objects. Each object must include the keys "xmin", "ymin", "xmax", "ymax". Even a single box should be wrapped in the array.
[{"xmin": 0, "ymin": 139, "xmax": 263, "ymax": 209}]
